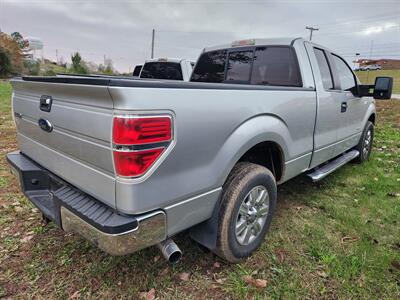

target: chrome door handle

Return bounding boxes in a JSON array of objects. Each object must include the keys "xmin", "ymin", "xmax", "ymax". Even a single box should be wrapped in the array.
[{"xmin": 341, "ymin": 102, "xmax": 347, "ymax": 113}]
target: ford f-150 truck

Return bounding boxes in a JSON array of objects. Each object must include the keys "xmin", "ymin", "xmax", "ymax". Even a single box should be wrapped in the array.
[{"xmin": 7, "ymin": 38, "xmax": 393, "ymax": 263}]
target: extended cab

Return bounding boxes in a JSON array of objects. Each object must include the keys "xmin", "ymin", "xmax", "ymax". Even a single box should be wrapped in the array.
[
  {"xmin": 139, "ymin": 58, "xmax": 194, "ymax": 81},
  {"xmin": 7, "ymin": 38, "xmax": 393, "ymax": 263}
]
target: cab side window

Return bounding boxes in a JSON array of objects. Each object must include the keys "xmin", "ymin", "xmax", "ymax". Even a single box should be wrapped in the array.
[
  {"xmin": 251, "ymin": 46, "xmax": 302, "ymax": 87},
  {"xmin": 313, "ymin": 48, "xmax": 334, "ymax": 90},
  {"xmin": 332, "ymin": 54, "xmax": 356, "ymax": 91}
]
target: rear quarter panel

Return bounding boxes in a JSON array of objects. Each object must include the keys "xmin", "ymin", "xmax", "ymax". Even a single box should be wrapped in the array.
[{"xmin": 109, "ymin": 86, "xmax": 317, "ymax": 234}]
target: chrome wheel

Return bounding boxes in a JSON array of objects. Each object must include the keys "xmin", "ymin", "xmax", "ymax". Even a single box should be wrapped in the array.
[
  {"xmin": 235, "ymin": 185, "xmax": 269, "ymax": 246},
  {"xmin": 363, "ymin": 129, "xmax": 372, "ymax": 157}
]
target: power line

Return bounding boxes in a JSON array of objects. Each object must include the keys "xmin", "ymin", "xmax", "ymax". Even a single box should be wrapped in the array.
[{"xmin": 311, "ymin": 12, "xmax": 400, "ymax": 28}]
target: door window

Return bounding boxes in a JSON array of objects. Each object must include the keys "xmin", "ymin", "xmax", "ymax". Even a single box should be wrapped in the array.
[
  {"xmin": 332, "ymin": 54, "xmax": 356, "ymax": 91},
  {"xmin": 313, "ymin": 48, "xmax": 334, "ymax": 90}
]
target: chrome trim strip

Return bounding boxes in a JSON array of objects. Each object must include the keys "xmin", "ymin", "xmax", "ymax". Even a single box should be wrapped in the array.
[
  {"xmin": 164, "ymin": 187, "xmax": 222, "ymax": 210},
  {"xmin": 113, "ymin": 146, "xmax": 165, "ymax": 153},
  {"xmin": 314, "ymin": 131, "xmax": 362, "ymax": 153},
  {"xmin": 285, "ymin": 151, "xmax": 312, "ymax": 165}
]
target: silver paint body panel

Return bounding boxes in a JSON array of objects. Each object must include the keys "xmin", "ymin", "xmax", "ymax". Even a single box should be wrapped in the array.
[{"xmin": 10, "ymin": 38, "xmax": 375, "ymax": 236}]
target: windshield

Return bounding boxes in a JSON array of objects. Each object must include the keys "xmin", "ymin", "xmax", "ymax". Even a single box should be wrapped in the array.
[{"xmin": 140, "ymin": 62, "xmax": 183, "ymax": 80}]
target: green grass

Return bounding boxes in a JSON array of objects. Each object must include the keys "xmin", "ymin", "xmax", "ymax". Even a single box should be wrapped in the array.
[
  {"xmin": 0, "ymin": 81, "xmax": 399, "ymax": 299},
  {"xmin": 355, "ymin": 69, "xmax": 400, "ymax": 93}
]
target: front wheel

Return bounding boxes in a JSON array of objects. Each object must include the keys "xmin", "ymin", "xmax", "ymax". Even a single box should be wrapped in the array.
[
  {"xmin": 214, "ymin": 163, "xmax": 277, "ymax": 263},
  {"xmin": 353, "ymin": 121, "xmax": 374, "ymax": 164}
]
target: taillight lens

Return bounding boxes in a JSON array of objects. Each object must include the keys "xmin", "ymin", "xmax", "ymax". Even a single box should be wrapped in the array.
[
  {"xmin": 113, "ymin": 148, "xmax": 164, "ymax": 177},
  {"xmin": 112, "ymin": 115, "xmax": 172, "ymax": 177},
  {"xmin": 113, "ymin": 116, "xmax": 171, "ymax": 145}
]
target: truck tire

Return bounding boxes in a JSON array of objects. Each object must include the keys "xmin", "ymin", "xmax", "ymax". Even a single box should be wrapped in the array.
[
  {"xmin": 353, "ymin": 121, "xmax": 374, "ymax": 164},
  {"xmin": 214, "ymin": 162, "xmax": 277, "ymax": 263}
]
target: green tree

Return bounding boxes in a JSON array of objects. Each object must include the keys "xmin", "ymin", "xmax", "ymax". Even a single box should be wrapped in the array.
[
  {"xmin": 11, "ymin": 32, "xmax": 29, "ymax": 50},
  {"xmin": 70, "ymin": 52, "xmax": 88, "ymax": 74},
  {"xmin": 0, "ymin": 48, "xmax": 13, "ymax": 77},
  {"xmin": 0, "ymin": 32, "xmax": 23, "ymax": 77}
]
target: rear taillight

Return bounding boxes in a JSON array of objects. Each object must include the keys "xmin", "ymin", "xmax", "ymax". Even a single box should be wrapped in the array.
[
  {"xmin": 112, "ymin": 115, "xmax": 172, "ymax": 178},
  {"xmin": 113, "ymin": 116, "xmax": 171, "ymax": 145},
  {"xmin": 113, "ymin": 148, "xmax": 164, "ymax": 177}
]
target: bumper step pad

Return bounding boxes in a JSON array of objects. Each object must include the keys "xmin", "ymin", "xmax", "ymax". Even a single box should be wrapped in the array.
[{"xmin": 54, "ymin": 186, "xmax": 138, "ymax": 234}]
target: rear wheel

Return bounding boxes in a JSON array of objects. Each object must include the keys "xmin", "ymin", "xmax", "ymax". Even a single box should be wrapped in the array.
[
  {"xmin": 214, "ymin": 163, "xmax": 277, "ymax": 263},
  {"xmin": 353, "ymin": 121, "xmax": 374, "ymax": 164}
]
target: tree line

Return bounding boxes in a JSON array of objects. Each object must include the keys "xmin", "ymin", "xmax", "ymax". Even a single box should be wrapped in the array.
[{"xmin": 0, "ymin": 32, "xmax": 116, "ymax": 78}]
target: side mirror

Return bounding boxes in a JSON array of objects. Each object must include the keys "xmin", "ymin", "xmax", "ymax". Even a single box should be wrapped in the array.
[
  {"xmin": 373, "ymin": 77, "xmax": 393, "ymax": 99},
  {"xmin": 356, "ymin": 76, "xmax": 393, "ymax": 99}
]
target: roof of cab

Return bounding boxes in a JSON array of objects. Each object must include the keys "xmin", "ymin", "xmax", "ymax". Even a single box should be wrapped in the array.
[
  {"xmin": 144, "ymin": 58, "xmax": 194, "ymax": 64},
  {"xmin": 203, "ymin": 37, "xmax": 304, "ymax": 52}
]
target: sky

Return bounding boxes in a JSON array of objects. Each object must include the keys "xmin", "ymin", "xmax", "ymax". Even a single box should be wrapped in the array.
[{"xmin": 1, "ymin": 0, "xmax": 399, "ymax": 73}]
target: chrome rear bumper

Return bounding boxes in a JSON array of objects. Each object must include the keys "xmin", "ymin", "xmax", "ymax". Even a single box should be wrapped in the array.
[
  {"xmin": 61, "ymin": 208, "xmax": 166, "ymax": 255},
  {"xmin": 7, "ymin": 151, "xmax": 166, "ymax": 256}
]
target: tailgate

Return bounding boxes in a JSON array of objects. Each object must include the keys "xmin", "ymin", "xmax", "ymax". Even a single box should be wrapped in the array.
[{"xmin": 11, "ymin": 78, "xmax": 116, "ymax": 208}]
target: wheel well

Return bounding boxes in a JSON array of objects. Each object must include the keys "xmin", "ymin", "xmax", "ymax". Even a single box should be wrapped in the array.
[
  {"xmin": 238, "ymin": 141, "xmax": 284, "ymax": 182},
  {"xmin": 368, "ymin": 113, "xmax": 376, "ymax": 125}
]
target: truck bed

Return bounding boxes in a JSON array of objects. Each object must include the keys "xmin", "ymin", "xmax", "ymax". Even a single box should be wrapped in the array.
[{"xmin": 22, "ymin": 75, "xmax": 314, "ymax": 91}]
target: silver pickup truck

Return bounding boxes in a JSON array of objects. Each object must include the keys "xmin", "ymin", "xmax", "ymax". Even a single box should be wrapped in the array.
[{"xmin": 7, "ymin": 38, "xmax": 393, "ymax": 263}]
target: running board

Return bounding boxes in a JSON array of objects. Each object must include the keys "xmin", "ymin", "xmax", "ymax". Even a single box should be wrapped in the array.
[{"xmin": 307, "ymin": 150, "xmax": 359, "ymax": 182}]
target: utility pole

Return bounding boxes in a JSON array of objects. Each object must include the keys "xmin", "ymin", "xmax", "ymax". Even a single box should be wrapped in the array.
[
  {"xmin": 151, "ymin": 29, "xmax": 155, "ymax": 59},
  {"xmin": 305, "ymin": 26, "xmax": 319, "ymax": 41},
  {"xmin": 56, "ymin": 49, "xmax": 59, "ymax": 64},
  {"xmin": 367, "ymin": 40, "xmax": 374, "ymax": 81}
]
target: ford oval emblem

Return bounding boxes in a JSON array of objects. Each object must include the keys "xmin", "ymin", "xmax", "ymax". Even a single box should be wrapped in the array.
[{"xmin": 38, "ymin": 118, "xmax": 53, "ymax": 132}]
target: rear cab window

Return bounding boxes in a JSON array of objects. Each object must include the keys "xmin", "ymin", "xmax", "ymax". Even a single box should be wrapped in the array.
[
  {"xmin": 140, "ymin": 62, "xmax": 183, "ymax": 80},
  {"xmin": 191, "ymin": 45, "xmax": 302, "ymax": 87},
  {"xmin": 226, "ymin": 50, "xmax": 254, "ymax": 82}
]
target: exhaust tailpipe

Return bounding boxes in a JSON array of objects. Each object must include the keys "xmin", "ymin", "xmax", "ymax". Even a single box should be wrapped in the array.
[{"xmin": 157, "ymin": 239, "xmax": 182, "ymax": 264}]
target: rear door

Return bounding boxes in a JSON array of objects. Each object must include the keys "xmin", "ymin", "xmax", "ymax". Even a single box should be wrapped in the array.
[{"xmin": 305, "ymin": 44, "xmax": 343, "ymax": 168}]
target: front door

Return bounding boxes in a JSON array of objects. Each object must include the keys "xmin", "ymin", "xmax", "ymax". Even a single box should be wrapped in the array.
[
  {"xmin": 328, "ymin": 53, "xmax": 367, "ymax": 155},
  {"xmin": 305, "ymin": 44, "xmax": 344, "ymax": 168}
]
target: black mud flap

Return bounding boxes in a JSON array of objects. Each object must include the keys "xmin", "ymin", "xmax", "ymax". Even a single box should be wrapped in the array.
[{"xmin": 189, "ymin": 197, "xmax": 222, "ymax": 251}]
